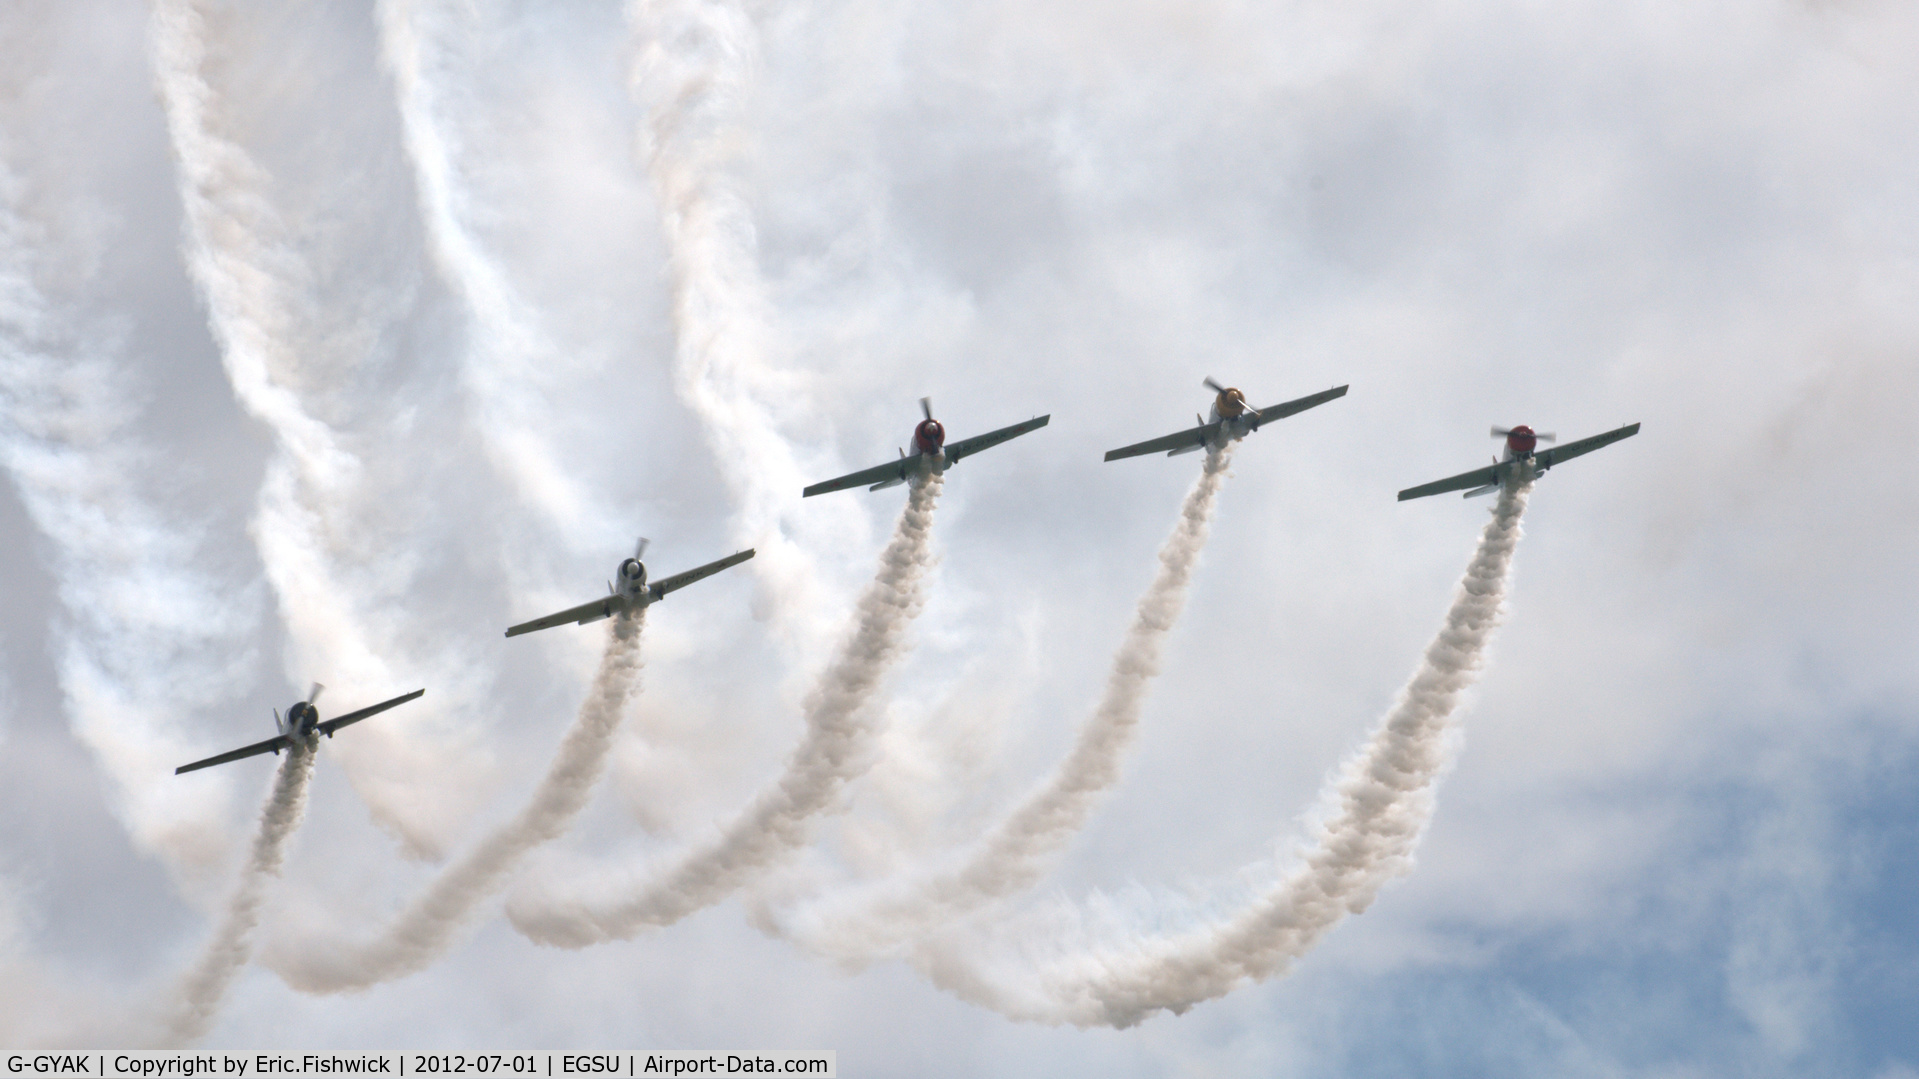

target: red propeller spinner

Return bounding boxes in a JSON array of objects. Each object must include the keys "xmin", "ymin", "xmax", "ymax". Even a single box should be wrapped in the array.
[{"xmin": 913, "ymin": 397, "xmax": 945, "ymax": 455}]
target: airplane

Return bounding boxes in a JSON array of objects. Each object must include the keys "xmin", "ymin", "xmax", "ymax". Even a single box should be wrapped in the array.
[
  {"xmin": 504, "ymin": 539, "xmax": 755, "ymax": 637},
  {"xmin": 1396, "ymin": 422, "xmax": 1641, "ymax": 501},
  {"xmin": 1103, "ymin": 378, "xmax": 1349, "ymax": 461},
  {"xmin": 175, "ymin": 684, "xmax": 425, "ymax": 774},
  {"xmin": 802, "ymin": 398, "xmax": 1050, "ymax": 497}
]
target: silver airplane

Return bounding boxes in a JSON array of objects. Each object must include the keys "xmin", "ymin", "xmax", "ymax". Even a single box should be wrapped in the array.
[
  {"xmin": 175, "ymin": 684, "xmax": 424, "ymax": 774},
  {"xmin": 505, "ymin": 539, "xmax": 755, "ymax": 637},
  {"xmin": 1397, "ymin": 422, "xmax": 1641, "ymax": 501},
  {"xmin": 1104, "ymin": 378, "xmax": 1348, "ymax": 461},
  {"xmin": 803, "ymin": 398, "xmax": 1051, "ymax": 497}
]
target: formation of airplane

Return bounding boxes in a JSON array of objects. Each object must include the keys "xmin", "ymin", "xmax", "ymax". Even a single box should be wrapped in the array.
[
  {"xmin": 504, "ymin": 540, "xmax": 756, "ymax": 637},
  {"xmin": 802, "ymin": 398, "xmax": 1050, "ymax": 497},
  {"xmin": 1397, "ymin": 422, "xmax": 1641, "ymax": 501},
  {"xmin": 174, "ymin": 380, "xmax": 1642, "ymax": 777},
  {"xmin": 1104, "ymin": 379, "xmax": 1348, "ymax": 461},
  {"xmin": 175, "ymin": 684, "xmax": 424, "ymax": 774}
]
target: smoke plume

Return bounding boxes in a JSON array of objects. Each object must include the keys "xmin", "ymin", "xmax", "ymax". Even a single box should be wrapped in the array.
[
  {"xmin": 0, "ymin": 142, "xmax": 258, "ymax": 900},
  {"xmin": 150, "ymin": 0, "xmax": 478, "ymax": 859},
  {"xmin": 375, "ymin": 0, "xmax": 594, "ymax": 541},
  {"xmin": 629, "ymin": 0, "xmax": 848, "ymax": 651},
  {"xmin": 508, "ymin": 475, "xmax": 942, "ymax": 947},
  {"xmin": 266, "ymin": 613, "xmax": 647, "ymax": 992},
  {"xmin": 916, "ymin": 474, "xmax": 1534, "ymax": 1027},
  {"xmin": 774, "ymin": 446, "xmax": 1238, "ymax": 959},
  {"xmin": 162, "ymin": 744, "xmax": 316, "ymax": 1046}
]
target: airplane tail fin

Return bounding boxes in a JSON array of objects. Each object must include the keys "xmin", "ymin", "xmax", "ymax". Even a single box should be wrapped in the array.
[{"xmin": 274, "ymin": 707, "xmax": 286, "ymax": 735}]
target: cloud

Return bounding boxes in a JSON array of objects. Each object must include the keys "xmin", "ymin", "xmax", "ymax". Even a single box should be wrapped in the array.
[{"xmin": 2, "ymin": 0, "xmax": 1918, "ymax": 1067}]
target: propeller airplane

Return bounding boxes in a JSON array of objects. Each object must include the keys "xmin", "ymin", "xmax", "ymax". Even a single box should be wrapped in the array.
[
  {"xmin": 175, "ymin": 683, "xmax": 425, "ymax": 774},
  {"xmin": 1104, "ymin": 378, "xmax": 1348, "ymax": 461},
  {"xmin": 802, "ymin": 398, "xmax": 1050, "ymax": 497},
  {"xmin": 1397, "ymin": 422, "xmax": 1641, "ymax": 501},
  {"xmin": 504, "ymin": 539, "xmax": 755, "ymax": 637}
]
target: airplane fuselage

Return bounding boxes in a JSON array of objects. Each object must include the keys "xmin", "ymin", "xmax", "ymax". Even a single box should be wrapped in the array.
[
  {"xmin": 1169, "ymin": 388, "xmax": 1256, "ymax": 457},
  {"xmin": 867, "ymin": 419, "xmax": 950, "ymax": 490}
]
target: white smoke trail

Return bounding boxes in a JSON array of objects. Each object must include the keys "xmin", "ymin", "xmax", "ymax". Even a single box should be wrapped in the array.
[
  {"xmin": 161, "ymin": 744, "xmax": 316, "ymax": 1047},
  {"xmin": 375, "ymin": 0, "xmax": 594, "ymax": 542},
  {"xmin": 629, "ymin": 0, "xmax": 846, "ymax": 651},
  {"xmin": 0, "ymin": 143, "xmax": 256, "ymax": 900},
  {"xmin": 508, "ymin": 475, "xmax": 942, "ymax": 947},
  {"xmin": 264, "ymin": 613, "xmax": 646, "ymax": 992},
  {"xmin": 916, "ymin": 474, "xmax": 1534, "ymax": 1027},
  {"xmin": 772, "ymin": 447, "xmax": 1238, "ymax": 959},
  {"xmin": 150, "ymin": 0, "xmax": 478, "ymax": 860}
]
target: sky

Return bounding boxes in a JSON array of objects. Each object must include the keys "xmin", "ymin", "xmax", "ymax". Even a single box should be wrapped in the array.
[{"xmin": 2, "ymin": 0, "xmax": 1918, "ymax": 1072}]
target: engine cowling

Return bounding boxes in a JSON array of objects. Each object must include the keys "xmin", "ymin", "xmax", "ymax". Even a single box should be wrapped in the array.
[
  {"xmin": 1214, "ymin": 388, "xmax": 1249, "ymax": 420},
  {"xmin": 284, "ymin": 701, "xmax": 317, "ymax": 738},
  {"xmin": 913, "ymin": 418, "xmax": 945, "ymax": 455}
]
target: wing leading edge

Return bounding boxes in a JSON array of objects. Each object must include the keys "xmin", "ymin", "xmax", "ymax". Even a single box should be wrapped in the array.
[
  {"xmin": 1103, "ymin": 422, "xmax": 1216, "ymax": 462},
  {"xmin": 1534, "ymin": 422, "xmax": 1640, "ymax": 470},
  {"xmin": 942, "ymin": 414, "xmax": 1050, "ymax": 464},
  {"xmin": 803, "ymin": 457, "xmax": 914, "ymax": 498},
  {"xmin": 646, "ymin": 548, "xmax": 756, "ymax": 599},
  {"xmin": 1255, "ymin": 384, "xmax": 1349, "ymax": 425},
  {"xmin": 175, "ymin": 733, "xmax": 294, "ymax": 775},
  {"xmin": 317, "ymin": 688, "xmax": 425, "ymax": 736},
  {"xmin": 505, "ymin": 595, "xmax": 625, "ymax": 637},
  {"xmin": 1395, "ymin": 463, "xmax": 1505, "ymax": 502}
]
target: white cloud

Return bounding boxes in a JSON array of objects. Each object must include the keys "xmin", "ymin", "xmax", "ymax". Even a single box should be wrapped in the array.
[{"xmin": 0, "ymin": 0, "xmax": 1916, "ymax": 1068}]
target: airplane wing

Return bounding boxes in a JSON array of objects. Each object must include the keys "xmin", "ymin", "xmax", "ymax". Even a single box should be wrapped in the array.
[
  {"xmin": 1397, "ymin": 462, "xmax": 1505, "ymax": 502},
  {"xmin": 1105, "ymin": 386, "xmax": 1348, "ymax": 461},
  {"xmin": 316, "ymin": 689, "xmax": 426, "ymax": 737},
  {"xmin": 176, "ymin": 733, "xmax": 295, "ymax": 775},
  {"xmin": 648, "ymin": 548, "xmax": 756, "ymax": 600},
  {"xmin": 1103, "ymin": 421, "xmax": 1219, "ymax": 462},
  {"xmin": 943, "ymin": 415, "xmax": 1051, "ymax": 465},
  {"xmin": 1252, "ymin": 384, "xmax": 1349, "ymax": 427},
  {"xmin": 803, "ymin": 457, "xmax": 916, "ymax": 498},
  {"xmin": 1534, "ymin": 422, "xmax": 1640, "ymax": 470},
  {"xmin": 506, "ymin": 595, "xmax": 625, "ymax": 637}
]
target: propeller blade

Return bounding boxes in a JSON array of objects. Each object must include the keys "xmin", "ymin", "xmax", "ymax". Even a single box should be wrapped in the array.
[
  {"xmin": 307, "ymin": 682, "xmax": 325, "ymax": 706},
  {"xmin": 634, "ymin": 536, "xmax": 650, "ymax": 560},
  {"xmin": 1490, "ymin": 426, "xmax": 1556, "ymax": 443},
  {"xmin": 1203, "ymin": 377, "xmax": 1227, "ymax": 394},
  {"xmin": 919, "ymin": 397, "xmax": 933, "ymax": 421}
]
